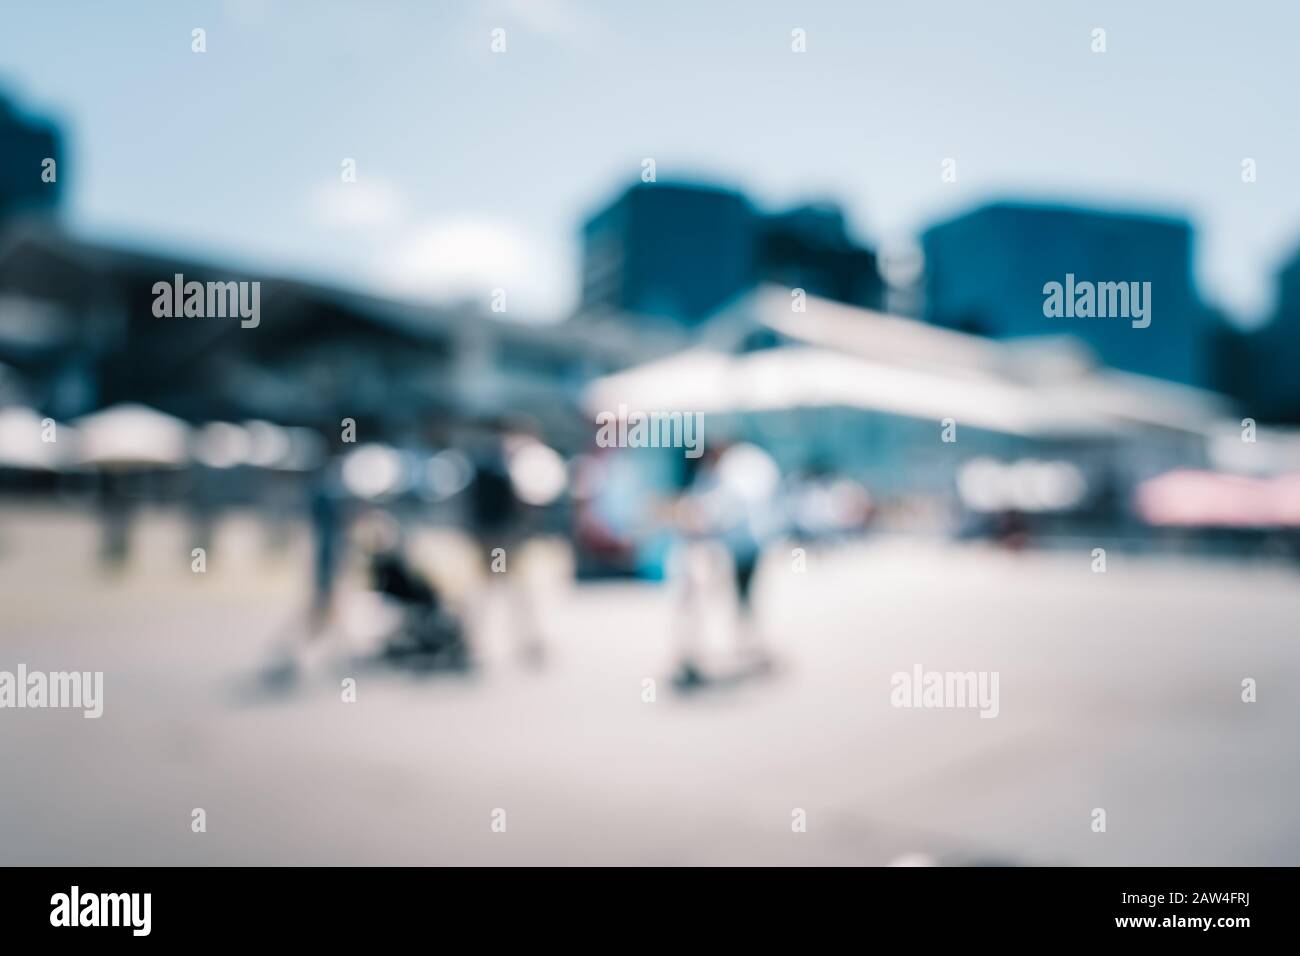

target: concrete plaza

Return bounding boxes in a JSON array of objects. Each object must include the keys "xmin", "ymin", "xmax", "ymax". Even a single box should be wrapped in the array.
[{"xmin": 2, "ymin": 505, "xmax": 1297, "ymax": 865}]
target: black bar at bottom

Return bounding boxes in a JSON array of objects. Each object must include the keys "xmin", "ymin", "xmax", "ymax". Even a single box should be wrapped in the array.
[{"xmin": 0, "ymin": 866, "xmax": 1287, "ymax": 942}]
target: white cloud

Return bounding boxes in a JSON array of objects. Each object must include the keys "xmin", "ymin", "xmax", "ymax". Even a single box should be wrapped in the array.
[
  {"xmin": 489, "ymin": 0, "xmax": 616, "ymax": 51},
  {"xmin": 372, "ymin": 217, "xmax": 569, "ymax": 320},
  {"xmin": 309, "ymin": 178, "xmax": 404, "ymax": 230}
]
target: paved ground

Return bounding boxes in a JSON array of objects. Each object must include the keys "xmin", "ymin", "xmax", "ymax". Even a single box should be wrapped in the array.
[{"xmin": 2, "ymin": 504, "xmax": 1298, "ymax": 865}]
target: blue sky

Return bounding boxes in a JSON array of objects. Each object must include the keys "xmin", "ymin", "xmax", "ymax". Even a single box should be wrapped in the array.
[{"xmin": 2, "ymin": 0, "xmax": 1296, "ymax": 325}]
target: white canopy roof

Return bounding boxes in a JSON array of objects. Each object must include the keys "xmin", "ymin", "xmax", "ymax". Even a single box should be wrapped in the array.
[
  {"xmin": 671, "ymin": 285, "xmax": 1233, "ymax": 439},
  {"xmin": 586, "ymin": 345, "xmax": 1118, "ymax": 439}
]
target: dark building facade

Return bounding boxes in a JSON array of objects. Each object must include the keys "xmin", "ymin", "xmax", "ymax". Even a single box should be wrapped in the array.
[
  {"xmin": 580, "ymin": 181, "xmax": 882, "ymax": 324},
  {"xmin": 921, "ymin": 202, "xmax": 1212, "ymax": 386},
  {"xmin": 0, "ymin": 92, "xmax": 63, "ymax": 221},
  {"xmin": 581, "ymin": 182, "xmax": 756, "ymax": 323},
  {"xmin": 0, "ymin": 223, "xmax": 683, "ymax": 454},
  {"xmin": 757, "ymin": 203, "xmax": 882, "ymax": 310},
  {"xmin": 1234, "ymin": 246, "xmax": 1300, "ymax": 423}
]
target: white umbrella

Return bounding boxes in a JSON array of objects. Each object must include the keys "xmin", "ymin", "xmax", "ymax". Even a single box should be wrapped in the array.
[
  {"xmin": 0, "ymin": 406, "xmax": 70, "ymax": 470},
  {"xmin": 71, "ymin": 403, "xmax": 192, "ymax": 468}
]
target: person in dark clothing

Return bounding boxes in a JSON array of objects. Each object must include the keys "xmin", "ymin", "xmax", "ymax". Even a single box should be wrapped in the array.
[
  {"xmin": 464, "ymin": 433, "xmax": 545, "ymax": 667},
  {"xmin": 732, "ymin": 553, "xmax": 760, "ymax": 608},
  {"xmin": 308, "ymin": 471, "xmax": 344, "ymax": 634},
  {"xmin": 468, "ymin": 449, "xmax": 521, "ymax": 538},
  {"xmin": 670, "ymin": 441, "xmax": 780, "ymax": 689},
  {"xmin": 98, "ymin": 471, "xmax": 135, "ymax": 570}
]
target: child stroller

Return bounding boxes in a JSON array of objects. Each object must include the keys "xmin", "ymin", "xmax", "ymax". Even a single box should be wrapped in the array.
[{"xmin": 369, "ymin": 549, "xmax": 471, "ymax": 672}]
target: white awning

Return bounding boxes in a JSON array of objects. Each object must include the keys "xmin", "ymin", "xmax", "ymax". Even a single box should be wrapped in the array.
[{"xmin": 586, "ymin": 346, "xmax": 1118, "ymax": 439}]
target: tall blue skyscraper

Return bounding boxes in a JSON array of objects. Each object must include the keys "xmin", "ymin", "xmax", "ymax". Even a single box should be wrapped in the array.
[
  {"xmin": 580, "ymin": 181, "xmax": 881, "ymax": 324},
  {"xmin": 921, "ymin": 202, "xmax": 1210, "ymax": 386},
  {"xmin": 1237, "ymin": 245, "xmax": 1300, "ymax": 422},
  {"xmin": 0, "ymin": 92, "xmax": 63, "ymax": 222}
]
